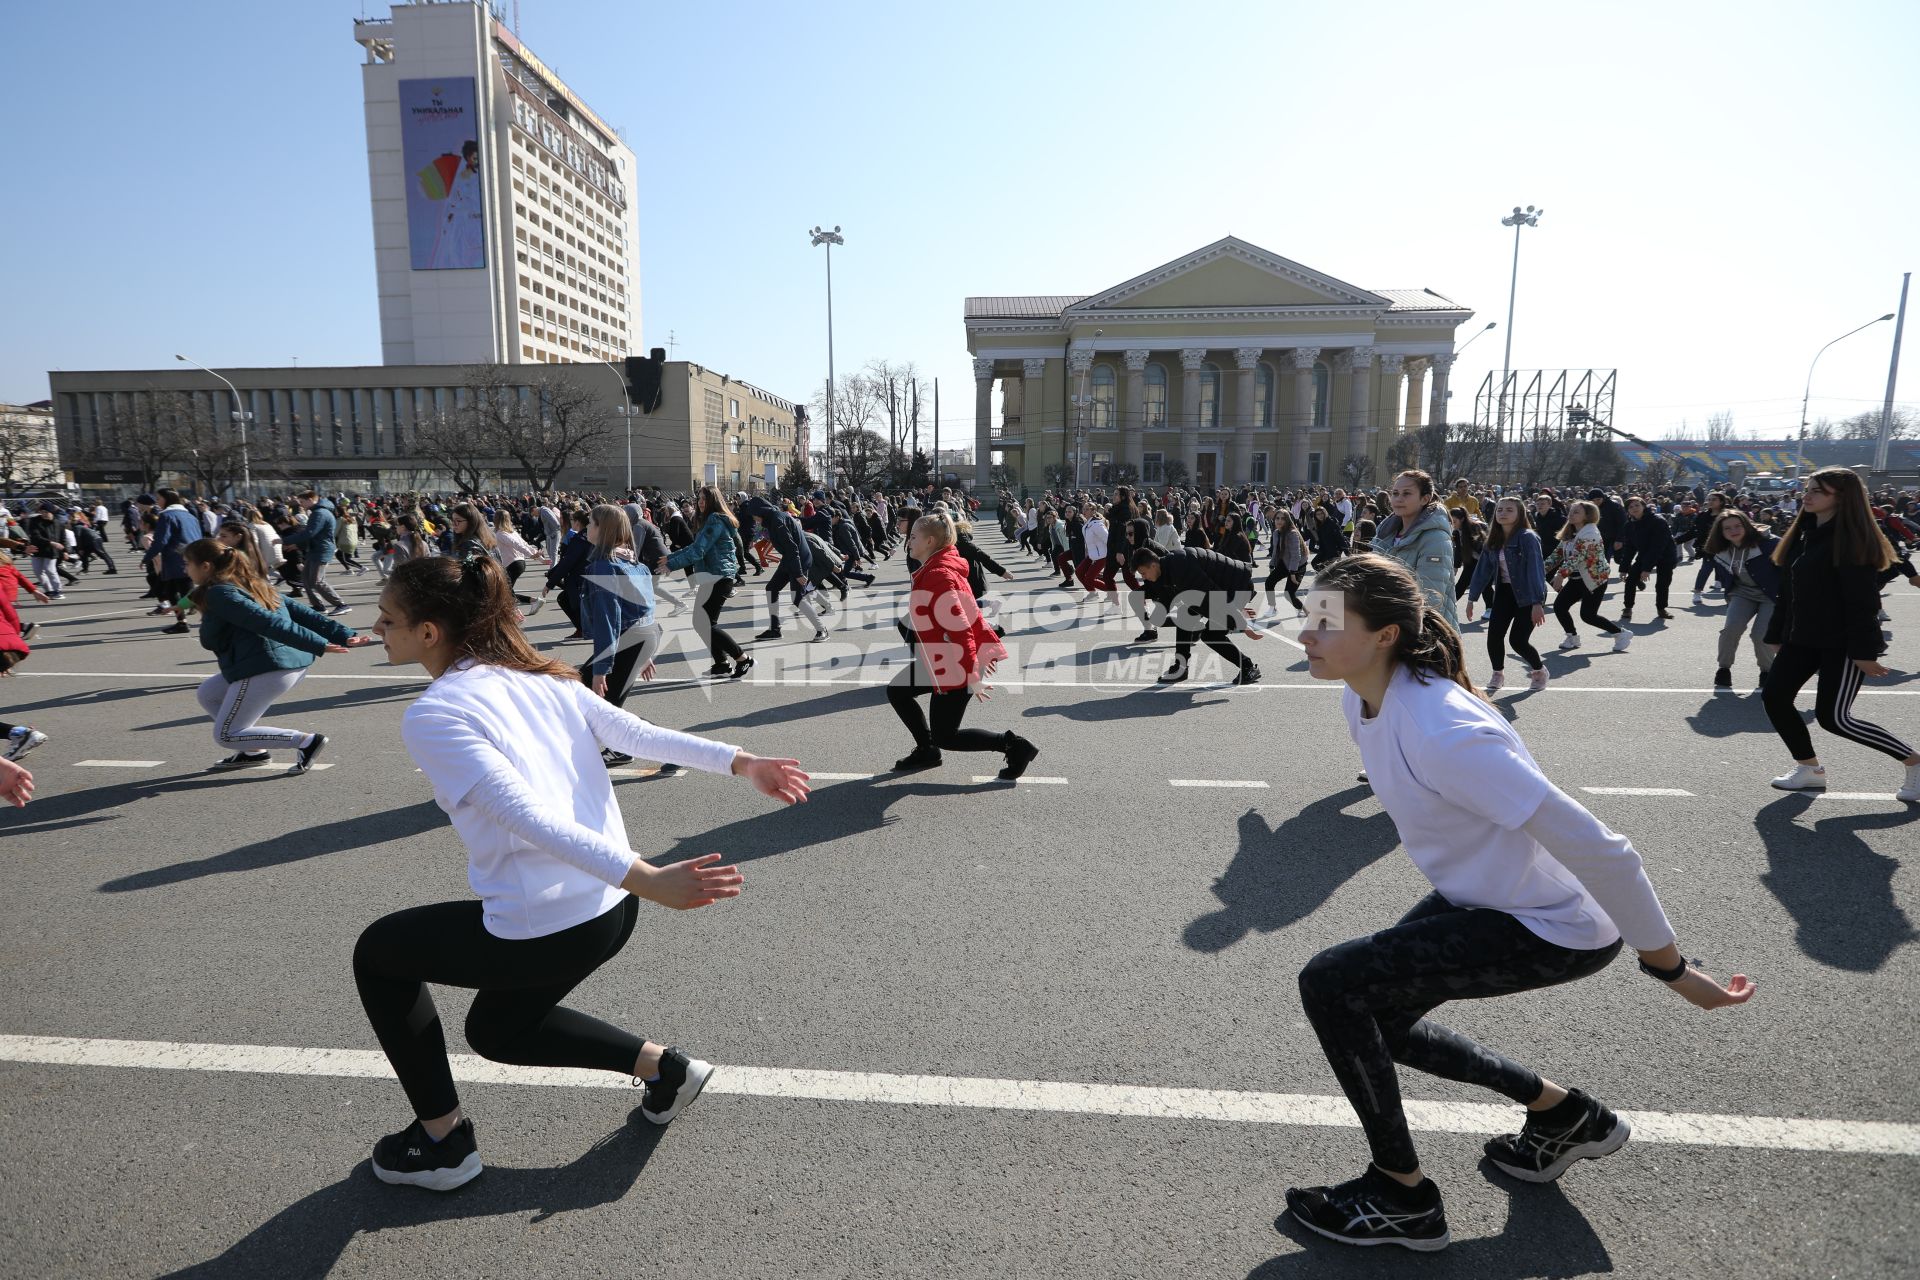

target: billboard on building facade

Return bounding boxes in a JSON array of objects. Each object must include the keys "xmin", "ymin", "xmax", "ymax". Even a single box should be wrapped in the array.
[{"xmin": 399, "ymin": 78, "xmax": 486, "ymax": 270}]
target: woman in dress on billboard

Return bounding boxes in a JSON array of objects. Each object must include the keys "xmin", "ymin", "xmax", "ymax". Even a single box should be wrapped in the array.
[{"xmin": 430, "ymin": 140, "xmax": 486, "ymax": 269}]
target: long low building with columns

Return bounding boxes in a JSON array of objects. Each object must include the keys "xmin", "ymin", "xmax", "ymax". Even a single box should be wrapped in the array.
[{"xmin": 965, "ymin": 236, "xmax": 1475, "ymax": 492}]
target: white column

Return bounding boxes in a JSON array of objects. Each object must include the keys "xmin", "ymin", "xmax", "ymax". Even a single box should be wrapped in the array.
[
  {"xmin": 1427, "ymin": 352, "xmax": 1455, "ymax": 427},
  {"xmin": 973, "ymin": 357, "xmax": 996, "ymax": 490},
  {"xmin": 1378, "ymin": 353, "xmax": 1405, "ymax": 433},
  {"xmin": 1232, "ymin": 347, "xmax": 1262, "ymax": 487},
  {"xmin": 1067, "ymin": 348, "xmax": 1093, "ymax": 484},
  {"xmin": 1022, "ymin": 360, "xmax": 1048, "ymax": 477},
  {"xmin": 1179, "ymin": 348, "xmax": 1206, "ymax": 484},
  {"xmin": 1405, "ymin": 358, "xmax": 1429, "ymax": 428},
  {"xmin": 1336, "ymin": 346, "xmax": 1375, "ymax": 464},
  {"xmin": 1287, "ymin": 347, "xmax": 1321, "ymax": 483},
  {"xmin": 1123, "ymin": 348, "xmax": 1149, "ymax": 475}
]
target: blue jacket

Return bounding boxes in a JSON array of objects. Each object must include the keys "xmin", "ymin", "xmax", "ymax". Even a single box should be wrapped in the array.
[
  {"xmin": 544, "ymin": 530, "xmax": 592, "ymax": 594},
  {"xmin": 282, "ymin": 499, "xmax": 339, "ymax": 565},
  {"xmin": 1467, "ymin": 528, "xmax": 1549, "ymax": 609},
  {"xmin": 197, "ymin": 583, "xmax": 353, "ymax": 681},
  {"xmin": 666, "ymin": 513, "xmax": 740, "ymax": 578},
  {"xmin": 1706, "ymin": 533, "xmax": 1782, "ymax": 601},
  {"xmin": 144, "ymin": 505, "xmax": 203, "ymax": 580},
  {"xmin": 579, "ymin": 556, "xmax": 656, "ymax": 675}
]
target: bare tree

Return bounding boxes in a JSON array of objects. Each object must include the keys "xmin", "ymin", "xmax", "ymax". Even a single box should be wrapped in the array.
[
  {"xmin": 166, "ymin": 391, "xmax": 251, "ymax": 496},
  {"xmin": 84, "ymin": 392, "xmax": 183, "ymax": 493},
  {"xmin": 1807, "ymin": 417, "xmax": 1836, "ymax": 442},
  {"xmin": 501, "ymin": 372, "xmax": 614, "ymax": 491},
  {"xmin": 1337, "ymin": 453, "xmax": 1376, "ymax": 489},
  {"xmin": 0, "ymin": 409, "xmax": 62, "ymax": 496},
  {"xmin": 828, "ymin": 428, "xmax": 891, "ymax": 489},
  {"xmin": 808, "ymin": 372, "xmax": 886, "ymax": 455},
  {"xmin": 1705, "ymin": 411, "xmax": 1736, "ymax": 443},
  {"xmin": 1838, "ymin": 408, "xmax": 1916, "ymax": 440},
  {"xmin": 413, "ymin": 401, "xmax": 494, "ymax": 495}
]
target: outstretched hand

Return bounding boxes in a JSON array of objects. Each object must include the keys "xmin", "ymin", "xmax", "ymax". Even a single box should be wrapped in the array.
[
  {"xmin": 736, "ymin": 753, "xmax": 810, "ymax": 805},
  {"xmin": 639, "ymin": 852, "xmax": 743, "ymax": 910},
  {"xmin": 1670, "ymin": 966, "xmax": 1757, "ymax": 1010},
  {"xmin": 0, "ymin": 757, "xmax": 32, "ymax": 808}
]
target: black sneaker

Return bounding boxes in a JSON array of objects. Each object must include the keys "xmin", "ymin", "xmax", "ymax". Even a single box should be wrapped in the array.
[
  {"xmin": 655, "ymin": 762, "xmax": 680, "ymax": 776},
  {"xmin": 162, "ymin": 621, "xmax": 191, "ymax": 634},
  {"xmin": 19, "ymin": 622, "xmax": 37, "ymax": 642},
  {"xmin": 1285, "ymin": 1166, "xmax": 1449, "ymax": 1252},
  {"xmin": 1133, "ymin": 629, "xmax": 1157, "ymax": 643},
  {"xmin": 1234, "ymin": 661, "xmax": 1263, "ymax": 687},
  {"xmin": 210, "ymin": 750, "xmax": 272, "ymax": 770},
  {"xmin": 638, "ymin": 1047, "xmax": 714, "ymax": 1125},
  {"xmin": 1156, "ymin": 660, "xmax": 1189, "ymax": 684},
  {"xmin": 999, "ymin": 734, "xmax": 1039, "ymax": 781},
  {"xmin": 754, "ymin": 627, "xmax": 782, "ymax": 641},
  {"xmin": 288, "ymin": 733, "xmax": 327, "ymax": 776},
  {"xmin": 1484, "ymin": 1089, "xmax": 1631, "ymax": 1183},
  {"xmin": 603, "ymin": 749, "xmax": 635, "ymax": 768},
  {"xmin": 371, "ymin": 1117, "xmax": 483, "ymax": 1191},
  {"xmin": 1713, "ymin": 667, "xmax": 1733, "ymax": 688},
  {"xmin": 894, "ymin": 744, "xmax": 943, "ymax": 772}
]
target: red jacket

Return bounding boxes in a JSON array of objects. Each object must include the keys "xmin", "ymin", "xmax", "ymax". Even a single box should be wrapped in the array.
[
  {"xmin": 0, "ymin": 562, "xmax": 30, "ymax": 657},
  {"xmin": 908, "ymin": 545, "xmax": 1005, "ymax": 692}
]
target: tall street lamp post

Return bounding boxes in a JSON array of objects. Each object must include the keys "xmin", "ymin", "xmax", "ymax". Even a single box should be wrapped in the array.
[
  {"xmin": 1496, "ymin": 205, "xmax": 1542, "ymax": 483},
  {"xmin": 810, "ymin": 225, "xmax": 843, "ymax": 490},
  {"xmin": 1800, "ymin": 312, "xmax": 1896, "ymax": 449},
  {"xmin": 175, "ymin": 354, "xmax": 251, "ymax": 497},
  {"xmin": 599, "ymin": 357, "xmax": 635, "ymax": 492}
]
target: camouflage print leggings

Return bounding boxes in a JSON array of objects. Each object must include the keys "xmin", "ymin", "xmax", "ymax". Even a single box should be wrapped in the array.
[{"xmin": 1297, "ymin": 891, "xmax": 1622, "ymax": 1173}]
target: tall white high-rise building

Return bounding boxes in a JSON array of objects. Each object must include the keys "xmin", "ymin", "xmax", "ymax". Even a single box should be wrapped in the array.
[{"xmin": 355, "ymin": 1, "xmax": 640, "ymax": 366}]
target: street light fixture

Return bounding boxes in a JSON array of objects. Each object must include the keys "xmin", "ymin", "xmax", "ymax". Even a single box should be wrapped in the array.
[
  {"xmin": 1799, "ymin": 313, "xmax": 1896, "ymax": 446},
  {"xmin": 1495, "ymin": 206, "xmax": 1543, "ymax": 482},
  {"xmin": 1457, "ymin": 320, "xmax": 1496, "ymax": 355},
  {"xmin": 809, "ymin": 224, "xmax": 844, "ymax": 490},
  {"xmin": 175, "ymin": 354, "xmax": 251, "ymax": 496},
  {"xmin": 598, "ymin": 357, "xmax": 635, "ymax": 493}
]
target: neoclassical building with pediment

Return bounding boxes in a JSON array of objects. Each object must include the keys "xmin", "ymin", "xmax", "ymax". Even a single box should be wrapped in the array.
[{"xmin": 964, "ymin": 236, "xmax": 1477, "ymax": 492}]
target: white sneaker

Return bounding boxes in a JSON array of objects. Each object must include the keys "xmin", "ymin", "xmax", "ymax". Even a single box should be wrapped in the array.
[
  {"xmin": 1612, "ymin": 631, "xmax": 1632, "ymax": 653},
  {"xmin": 1528, "ymin": 667, "xmax": 1549, "ymax": 692},
  {"xmin": 1692, "ymin": 592, "xmax": 1704, "ymax": 606},
  {"xmin": 1558, "ymin": 633, "xmax": 1581, "ymax": 651},
  {"xmin": 1898, "ymin": 763, "xmax": 1920, "ymax": 803},
  {"xmin": 1485, "ymin": 671, "xmax": 1506, "ymax": 693},
  {"xmin": 1081, "ymin": 591, "xmax": 1098, "ymax": 603},
  {"xmin": 1771, "ymin": 764, "xmax": 1827, "ymax": 792}
]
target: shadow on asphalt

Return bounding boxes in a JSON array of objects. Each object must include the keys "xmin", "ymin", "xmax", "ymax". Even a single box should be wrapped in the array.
[
  {"xmin": 1755, "ymin": 792, "xmax": 1917, "ymax": 972},
  {"xmin": 159, "ymin": 1113, "xmax": 665, "ymax": 1279},
  {"xmin": 97, "ymin": 799, "xmax": 448, "ymax": 893},
  {"xmin": 647, "ymin": 775, "xmax": 994, "ymax": 867},
  {"xmin": 1022, "ymin": 687, "xmax": 1229, "ymax": 722},
  {"xmin": 1683, "ymin": 690, "xmax": 1772, "ymax": 738},
  {"xmin": 1255, "ymin": 1160, "xmax": 1612, "ymax": 1277},
  {"xmin": 673, "ymin": 682, "xmax": 880, "ymax": 733},
  {"xmin": 1183, "ymin": 786, "xmax": 1400, "ymax": 953}
]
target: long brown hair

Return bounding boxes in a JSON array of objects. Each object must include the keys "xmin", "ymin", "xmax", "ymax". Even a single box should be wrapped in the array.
[
  {"xmin": 184, "ymin": 537, "xmax": 280, "ymax": 611},
  {"xmin": 449, "ymin": 502, "xmax": 497, "ymax": 552},
  {"xmin": 216, "ymin": 519, "xmax": 270, "ymax": 579},
  {"xmin": 696, "ymin": 485, "xmax": 738, "ymax": 528},
  {"xmin": 1702, "ymin": 508, "xmax": 1764, "ymax": 558},
  {"xmin": 1772, "ymin": 466, "xmax": 1895, "ymax": 570},
  {"xmin": 587, "ymin": 503, "xmax": 635, "ymax": 561},
  {"xmin": 1312, "ymin": 553, "xmax": 1481, "ymax": 700},
  {"xmin": 383, "ymin": 556, "xmax": 575, "ymax": 679},
  {"xmin": 1484, "ymin": 497, "xmax": 1532, "ymax": 553}
]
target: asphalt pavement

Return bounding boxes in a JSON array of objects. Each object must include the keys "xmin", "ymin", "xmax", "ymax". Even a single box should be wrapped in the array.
[{"xmin": 1, "ymin": 534, "xmax": 1917, "ymax": 1279}]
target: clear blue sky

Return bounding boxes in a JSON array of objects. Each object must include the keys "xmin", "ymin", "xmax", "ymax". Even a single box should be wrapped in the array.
[{"xmin": 5, "ymin": 0, "xmax": 1915, "ymax": 444}]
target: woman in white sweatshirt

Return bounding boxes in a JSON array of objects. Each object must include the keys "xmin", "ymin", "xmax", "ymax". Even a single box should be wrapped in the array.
[
  {"xmin": 1285, "ymin": 553, "xmax": 1752, "ymax": 1253},
  {"xmin": 354, "ymin": 554, "xmax": 810, "ymax": 1191}
]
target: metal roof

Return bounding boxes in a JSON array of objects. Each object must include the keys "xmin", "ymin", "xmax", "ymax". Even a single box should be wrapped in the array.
[
  {"xmin": 964, "ymin": 295, "xmax": 1088, "ymax": 319},
  {"xmin": 1377, "ymin": 288, "xmax": 1470, "ymax": 312}
]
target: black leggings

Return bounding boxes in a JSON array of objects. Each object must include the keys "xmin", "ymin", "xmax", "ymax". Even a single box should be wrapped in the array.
[
  {"xmin": 1175, "ymin": 626, "xmax": 1249, "ymax": 672},
  {"xmin": 1263, "ymin": 562, "xmax": 1305, "ymax": 610},
  {"xmin": 1553, "ymin": 579, "xmax": 1621, "ymax": 634},
  {"xmin": 1297, "ymin": 891, "xmax": 1622, "ymax": 1174},
  {"xmin": 1622, "ymin": 561, "xmax": 1673, "ymax": 613},
  {"xmin": 886, "ymin": 665, "xmax": 1007, "ymax": 753},
  {"xmin": 694, "ymin": 575, "xmax": 745, "ymax": 667},
  {"xmin": 1486, "ymin": 582, "xmax": 1543, "ymax": 672},
  {"xmin": 1762, "ymin": 643, "xmax": 1916, "ymax": 763},
  {"xmin": 353, "ymin": 895, "xmax": 643, "ymax": 1121}
]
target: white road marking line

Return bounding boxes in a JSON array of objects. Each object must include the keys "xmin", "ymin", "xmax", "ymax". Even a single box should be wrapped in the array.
[
  {"xmin": 1815, "ymin": 792, "xmax": 1904, "ymax": 801},
  {"xmin": 71, "ymin": 760, "xmax": 165, "ymax": 768},
  {"xmin": 969, "ymin": 775, "xmax": 1069, "ymax": 785},
  {"xmin": 14, "ymin": 671, "xmax": 1920, "ymax": 696},
  {"xmin": 1252, "ymin": 624, "xmax": 1306, "ymax": 651},
  {"xmin": 607, "ymin": 767, "xmax": 684, "ymax": 779},
  {"xmin": 1170, "ymin": 779, "xmax": 1271, "ymax": 789},
  {"xmin": 807, "ymin": 772, "xmax": 878, "ymax": 781},
  {"xmin": 0, "ymin": 1033, "xmax": 1911, "ymax": 1157},
  {"xmin": 1583, "ymin": 786, "xmax": 1695, "ymax": 797},
  {"xmin": 23, "ymin": 606, "xmax": 153, "ymax": 625}
]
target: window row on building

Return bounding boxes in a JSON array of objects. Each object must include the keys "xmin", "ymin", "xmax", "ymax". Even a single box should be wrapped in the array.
[{"xmin": 1077, "ymin": 360, "xmax": 1331, "ymax": 432}]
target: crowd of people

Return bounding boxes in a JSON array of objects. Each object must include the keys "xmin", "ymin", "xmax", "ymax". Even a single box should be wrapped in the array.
[{"xmin": 3, "ymin": 460, "xmax": 1916, "ymax": 1252}]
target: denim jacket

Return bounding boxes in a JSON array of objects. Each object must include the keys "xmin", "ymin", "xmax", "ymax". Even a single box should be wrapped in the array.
[{"xmin": 1467, "ymin": 528, "xmax": 1548, "ymax": 609}]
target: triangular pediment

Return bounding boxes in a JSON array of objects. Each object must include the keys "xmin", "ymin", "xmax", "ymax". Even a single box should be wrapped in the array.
[{"xmin": 1067, "ymin": 237, "xmax": 1389, "ymax": 312}]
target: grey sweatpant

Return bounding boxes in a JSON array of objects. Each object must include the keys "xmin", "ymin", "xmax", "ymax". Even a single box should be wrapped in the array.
[
  {"xmin": 1716, "ymin": 585, "xmax": 1776, "ymax": 673},
  {"xmin": 195, "ymin": 669, "xmax": 312, "ymax": 752},
  {"xmin": 303, "ymin": 557, "xmax": 346, "ymax": 610}
]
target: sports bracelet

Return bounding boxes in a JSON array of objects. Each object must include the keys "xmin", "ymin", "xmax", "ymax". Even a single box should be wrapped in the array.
[{"xmin": 1637, "ymin": 955, "xmax": 1691, "ymax": 983}]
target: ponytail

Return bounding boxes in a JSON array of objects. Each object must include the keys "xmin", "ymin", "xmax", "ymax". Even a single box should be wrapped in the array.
[
  {"xmin": 183, "ymin": 537, "xmax": 279, "ymax": 612},
  {"xmin": 1311, "ymin": 553, "xmax": 1483, "ymax": 701},
  {"xmin": 385, "ymin": 554, "xmax": 575, "ymax": 679}
]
